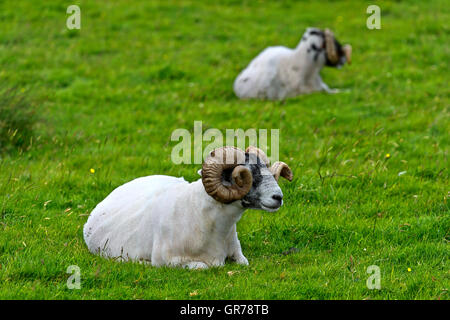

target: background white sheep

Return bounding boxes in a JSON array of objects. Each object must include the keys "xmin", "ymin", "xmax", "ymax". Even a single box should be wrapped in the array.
[{"xmin": 234, "ymin": 28, "xmax": 352, "ymax": 100}]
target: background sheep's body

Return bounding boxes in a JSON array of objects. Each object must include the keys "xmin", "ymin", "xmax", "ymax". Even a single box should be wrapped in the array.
[
  {"xmin": 234, "ymin": 45, "xmax": 325, "ymax": 100},
  {"xmin": 83, "ymin": 175, "xmax": 248, "ymax": 269},
  {"xmin": 234, "ymin": 28, "xmax": 349, "ymax": 100}
]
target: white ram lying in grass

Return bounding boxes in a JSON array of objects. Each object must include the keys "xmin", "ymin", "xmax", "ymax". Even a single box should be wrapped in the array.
[
  {"xmin": 234, "ymin": 27, "xmax": 352, "ymax": 100},
  {"xmin": 83, "ymin": 146, "xmax": 293, "ymax": 269}
]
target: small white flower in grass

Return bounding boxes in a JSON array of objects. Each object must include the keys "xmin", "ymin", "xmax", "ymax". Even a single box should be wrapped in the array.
[{"xmin": 398, "ymin": 171, "xmax": 407, "ymax": 176}]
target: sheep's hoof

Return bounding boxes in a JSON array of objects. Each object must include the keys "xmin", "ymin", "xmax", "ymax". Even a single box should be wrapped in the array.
[
  {"xmin": 235, "ymin": 255, "xmax": 249, "ymax": 266},
  {"xmin": 325, "ymin": 88, "xmax": 350, "ymax": 94},
  {"xmin": 325, "ymin": 88, "xmax": 340, "ymax": 94},
  {"xmin": 185, "ymin": 261, "xmax": 209, "ymax": 269}
]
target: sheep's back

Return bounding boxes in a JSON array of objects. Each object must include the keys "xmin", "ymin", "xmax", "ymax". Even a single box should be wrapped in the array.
[
  {"xmin": 234, "ymin": 46, "xmax": 293, "ymax": 99},
  {"xmin": 83, "ymin": 175, "xmax": 188, "ymax": 260}
]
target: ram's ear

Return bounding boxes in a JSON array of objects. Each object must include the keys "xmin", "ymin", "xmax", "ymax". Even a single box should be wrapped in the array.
[{"xmin": 197, "ymin": 169, "xmax": 202, "ymax": 177}]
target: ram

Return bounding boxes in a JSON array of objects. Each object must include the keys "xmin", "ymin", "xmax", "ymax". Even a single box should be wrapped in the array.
[
  {"xmin": 234, "ymin": 27, "xmax": 352, "ymax": 100},
  {"xmin": 83, "ymin": 146, "xmax": 293, "ymax": 269}
]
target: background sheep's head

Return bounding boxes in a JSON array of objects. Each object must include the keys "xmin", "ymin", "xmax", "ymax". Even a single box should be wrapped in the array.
[
  {"xmin": 302, "ymin": 27, "xmax": 352, "ymax": 68},
  {"xmin": 201, "ymin": 146, "xmax": 293, "ymax": 212}
]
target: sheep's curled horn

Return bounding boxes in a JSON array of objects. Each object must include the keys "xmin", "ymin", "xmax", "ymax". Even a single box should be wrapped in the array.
[
  {"xmin": 245, "ymin": 146, "xmax": 293, "ymax": 182},
  {"xmin": 324, "ymin": 28, "xmax": 352, "ymax": 65},
  {"xmin": 202, "ymin": 147, "xmax": 253, "ymax": 203}
]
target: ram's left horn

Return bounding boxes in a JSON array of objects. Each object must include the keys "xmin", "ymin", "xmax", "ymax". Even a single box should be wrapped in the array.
[{"xmin": 270, "ymin": 161, "xmax": 293, "ymax": 182}]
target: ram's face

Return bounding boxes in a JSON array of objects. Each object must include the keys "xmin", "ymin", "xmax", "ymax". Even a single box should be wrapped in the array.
[
  {"xmin": 222, "ymin": 153, "xmax": 284, "ymax": 212},
  {"xmin": 202, "ymin": 146, "xmax": 292, "ymax": 209},
  {"xmin": 302, "ymin": 27, "xmax": 349, "ymax": 68}
]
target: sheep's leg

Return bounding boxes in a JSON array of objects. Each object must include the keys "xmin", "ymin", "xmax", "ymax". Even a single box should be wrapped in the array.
[
  {"xmin": 165, "ymin": 256, "xmax": 210, "ymax": 269},
  {"xmin": 184, "ymin": 261, "xmax": 209, "ymax": 269},
  {"xmin": 161, "ymin": 258, "xmax": 209, "ymax": 269},
  {"xmin": 226, "ymin": 225, "xmax": 249, "ymax": 265},
  {"xmin": 314, "ymin": 74, "xmax": 345, "ymax": 94},
  {"xmin": 232, "ymin": 253, "xmax": 249, "ymax": 265},
  {"xmin": 320, "ymin": 81, "xmax": 340, "ymax": 94},
  {"xmin": 320, "ymin": 81, "xmax": 350, "ymax": 94}
]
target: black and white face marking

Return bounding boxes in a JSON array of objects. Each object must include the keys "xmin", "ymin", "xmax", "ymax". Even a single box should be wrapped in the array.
[
  {"xmin": 236, "ymin": 153, "xmax": 284, "ymax": 212},
  {"xmin": 303, "ymin": 28, "xmax": 326, "ymax": 63},
  {"xmin": 301, "ymin": 28, "xmax": 347, "ymax": 67}
]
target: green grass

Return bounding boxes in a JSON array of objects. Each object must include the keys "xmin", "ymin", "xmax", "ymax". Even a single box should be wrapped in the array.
[{"xmin": 0, "ymin": 0, "xmax": 449, "ymax": 300}]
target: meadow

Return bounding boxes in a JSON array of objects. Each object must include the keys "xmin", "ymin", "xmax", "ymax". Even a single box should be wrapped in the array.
[{"xmin": 0, "ymin": 0, "xmax": 448, "ymax": 299}]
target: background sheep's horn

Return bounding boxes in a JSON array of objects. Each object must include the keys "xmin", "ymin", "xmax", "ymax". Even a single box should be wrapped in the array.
[
  {"xmin": 270, "ymin": 161, "xmax": 293, "ymax": 182},
  {"xmin": 202, "ymin": 147, "xmax": 252, "ymax": 203},
  {"xmin": 245, "ymin": 146, "xmax": 270, "ymax": 166},
  {"xmin": 324, "ymin": 28, "xmax": 338, "ymax": 64},
  {"xmin": 343, "ymin": 44, "xmax": 352, "ymax": 64}
]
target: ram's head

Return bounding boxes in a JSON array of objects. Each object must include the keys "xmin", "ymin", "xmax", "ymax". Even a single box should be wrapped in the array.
[
  {"xmin": 303, "ymin": 27, "xmax": 352, "ymax": 68},
  {"xmin": 201, "ymin": 146, "xmax": 293, "ymax": 212}
]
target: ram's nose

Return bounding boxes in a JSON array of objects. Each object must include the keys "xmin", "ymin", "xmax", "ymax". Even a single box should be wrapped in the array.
[{"xmin": 271, "ymin": 194, "xmax": 283, "ymax": 205}]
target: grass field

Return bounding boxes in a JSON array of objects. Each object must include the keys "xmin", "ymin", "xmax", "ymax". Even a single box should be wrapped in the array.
[{"xmin": 0, "ymin": 0, "xmax": 448, "ymax": 299}]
